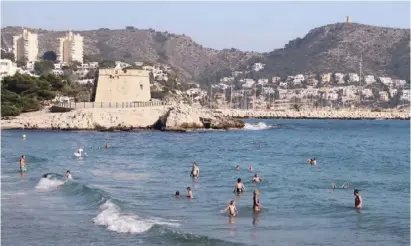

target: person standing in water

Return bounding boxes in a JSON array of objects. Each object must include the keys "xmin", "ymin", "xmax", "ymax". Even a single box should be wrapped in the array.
[
  {"xmin": 253, "ymin": 189, "xmax": 262, "ymax": 212},
  {"xmin": 233, "ymin": 178, "xmax": 246, "ymax": 194},
  {"xmin": 252, "ymin": 173, "xmax": 262, "ymax": 183},
  {"xmin": 190, "ymin": 163, "xmax": 199, "ymax": 178},
  {"xmin": 236, "ymin": 165, "xmax": 240, "ymax": 171},
  {"xmin": 19, "ymin": 155, "xmax": 26, "ymax": 172},
  {"xmin": 354, "ymin": 189, "xmax": 362, "ymax": 209},
  {"xmin": 221, "ymin": 200, "xmax": 238, "ymax": 217},
  {"xmin": 175, "ymin": 191, "xmax": 180, "ymax": 198},
  {"xmin": 65, "ymin": 170, "xmax": 72, "ymax": 180},
  {"xmin": 105, "ymin": 143, "xmax": 109, "ymax": 148},
  {"xmin": 186, "ymin": 187, "xmax": 193, "ymax": 199}
]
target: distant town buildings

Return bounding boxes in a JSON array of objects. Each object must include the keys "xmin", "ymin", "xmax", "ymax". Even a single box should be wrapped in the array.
[
  {"xmin": 13, "ymin": 29, "xmax": 39, "ymax": 63},
  {"xmin": 364, "ymin": 75, "xmax": 376, "ymax": 84},
  {"xmin": 58, "ymin": 30, "xmax": 84, "ymax": 64},
  {"xmin": 252, "ymin": 63, "xmax": 265, "ymax": 72}
]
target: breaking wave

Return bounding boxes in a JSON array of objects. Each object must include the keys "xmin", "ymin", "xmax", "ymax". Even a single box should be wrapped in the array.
[{"xmin": 243, "ymin": 122, "xmax": 276, "ymax": 130}]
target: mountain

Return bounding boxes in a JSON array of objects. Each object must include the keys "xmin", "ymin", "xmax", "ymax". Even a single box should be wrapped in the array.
[
  {"xmin": 251, "ymin": 22, "xmax": 410, "ymax": 80},
  {"xmin": 2, "ymin": 22, "xmax": 410, "ymax": 84},
  {"xmin": 1, "ymin": 26, "xmax": 260, "ymax": 83}
]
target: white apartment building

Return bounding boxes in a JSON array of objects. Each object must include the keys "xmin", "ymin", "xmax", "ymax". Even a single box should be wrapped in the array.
[
  {"xmin": 13, "ymin": 29, "xmax": 39, "ymax": 63},
  {"xmin": 242, "ymin": 79, "xmax": 255, "ymax": 89},
  {"xmin": 362, "ymin": 89, "xmax": 373, "ymax": 99},
  {"xmin": 252, "ymin": 63, "xmax": 265, "ymax": 72},
  {"xmin": 271, "ymin": 76, "xmax": 281, "ymax": 83},
  {"xmin": 0, "ymin": 59, "xmax": 18, "ymax": 79},
  {"xmin": 321, "ymin": 73, "xmax": 332, "ymax": 83},
  {"xmin": 334, "ymin": 73, "xmax": 345, "ymax": 84},
  {"xmin": 364, "ymin": 75, "xmax": 375, "ymax": 84},
  {"xmin": 392, "ymin": 79, "xmax": 407, "ymax": 87},
  {"xmin": 348, "ymin": 73, "xmax": 360, "ymax": 83},
  {"xmin": 220, "ymin": 77, "xmax": 234, "ymax": 83},
  {"xmin": 58, "ymin": 31, "xmax": 84, "ymax": 64},
  {"xmin": 258, "ymin": 78, "xmax": 269, "ymax": 86},
  {"xmin": 379, "ymin": 77, "xmax": 393, "ymax": 86},
  {"xmin": 293, "ymin": 74, "xmax": 304, "ymax": 84},
  {"xmin": 389, "ymin": 88, "xmax": 398, "ymax": 97},
  {"xmin": 401, "ymin": 90, "xmax": 410, "ymax": 101}
]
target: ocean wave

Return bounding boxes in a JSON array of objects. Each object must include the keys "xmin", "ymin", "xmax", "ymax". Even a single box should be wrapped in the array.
[
  {"xmin": 93, "ymin": 200, "xmax": 179, "ymax": 234},
  {"xmin": 35, "ymin": 177, "xmax": 66, "ymax": 190},
  {"xmin": 243, "ymin": 122, "xmax": 276, "ymax": 131}
]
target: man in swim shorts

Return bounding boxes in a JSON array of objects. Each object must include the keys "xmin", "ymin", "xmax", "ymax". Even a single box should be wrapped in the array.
[
  {"xmin": 19, "ymin": 155, "xmax": 26, "ymax": 172},
  {"xmin": 221, "ymin": 200, "xmax": 238, "ymax": 217},
  {"xmin": 252, "ymin": 173, "xmax": 262, "ymax": 183}
]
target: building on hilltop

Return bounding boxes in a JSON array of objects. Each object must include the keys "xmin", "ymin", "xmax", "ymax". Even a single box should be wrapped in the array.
[
  {"xmin": 93, "ymin": 68, "xmax": 151, "ymax": 102},
  {"xmin": 346, "ymin": 16, "xmax": 352, "ymax": 24},
  {"xmin": 58, "ymin": 30, "xmax": 84, "ymax": 64},
  {"xmin": 13, "ymin": 29, "xmax": 38, "ymax": 63}
]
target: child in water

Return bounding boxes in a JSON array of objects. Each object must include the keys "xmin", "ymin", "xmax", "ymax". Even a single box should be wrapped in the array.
[
  {"xmin": 186, "ymin": 187, "xmax": 193, "ymax": 199},
  {"xmin": 221, "ymin": 200, "xmax": 238, "ymax": 217}
]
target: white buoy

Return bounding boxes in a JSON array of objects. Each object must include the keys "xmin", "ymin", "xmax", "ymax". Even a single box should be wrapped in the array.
[{"xmin": 22, "ymin": 134, "xmax": 26, "ymax": 139}]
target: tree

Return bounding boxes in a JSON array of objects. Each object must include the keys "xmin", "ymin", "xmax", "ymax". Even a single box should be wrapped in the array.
[
  {"xmin": 98, "ymin": 60, "xmax": 116, "ymax": 68},
  {"xmin": 42, "ymin": 51, "xmax": 57, "ymax": 61},
  {"xmin": 34, "ymin": 60, "xmax": 54, "ymax": 75},
  {"xmin": 1, "ymin": 50, "xmax": 15, "ymax": 62}
]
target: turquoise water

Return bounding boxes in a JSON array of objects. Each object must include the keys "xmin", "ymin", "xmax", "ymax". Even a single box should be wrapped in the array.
[{"xmin": 1, "ymin": 119, "xmax": 410, "ymax": 246}]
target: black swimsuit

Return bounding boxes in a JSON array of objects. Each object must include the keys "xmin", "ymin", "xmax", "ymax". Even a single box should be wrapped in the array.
[
  {"xmin": 355, "ymin": 196, "xmax": 361, "ymax": 207},
  {"xmin": 253, "ymin": 196, "xmax": 260, "ymax": 209}
]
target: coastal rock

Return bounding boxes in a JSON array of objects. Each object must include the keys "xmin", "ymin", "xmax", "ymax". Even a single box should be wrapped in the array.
[{"xmin": 151, "ymin": 104, "xmax": 245, "ymax": 130}]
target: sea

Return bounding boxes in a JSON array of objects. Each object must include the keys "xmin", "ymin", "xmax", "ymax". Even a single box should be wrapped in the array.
[{"xmin": 1, "ymin": 119, "xmax": 410, "ymax": 246}]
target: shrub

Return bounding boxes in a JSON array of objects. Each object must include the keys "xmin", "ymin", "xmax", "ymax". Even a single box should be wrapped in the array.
[{"xmin": 1, "ymin": 104, "xmax": 21, "ymax": 117}]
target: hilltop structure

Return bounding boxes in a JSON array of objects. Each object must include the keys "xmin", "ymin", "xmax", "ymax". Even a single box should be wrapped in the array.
[
  {"xmin": 12, "ymin": 29, "xmax": 38, "ymax": 63},
  {"xmin": 94, "ymin": 68, "xmax": 151, "ymax": 102},
  {"xmin": 57, "ymin": 30, "xmax": 84, "ymax": 64},
  {"xmin": 346, "ymin": 16, "xmax": 352, "ymax": 24}
]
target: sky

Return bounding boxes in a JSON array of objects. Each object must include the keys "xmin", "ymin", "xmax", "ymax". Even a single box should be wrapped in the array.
[{"xmin": 1, "ymin": 1, "xmax": 410, "ymax": 52}]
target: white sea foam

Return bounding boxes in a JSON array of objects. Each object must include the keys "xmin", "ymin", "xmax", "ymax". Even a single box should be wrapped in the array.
[
  {"xmin": 243, "ymin": 122, "xmax": 274, "ymax": 130},
  {"xmin": 35, "ymin": 178, "xmax": 65, "ymax": 190},
  {"xmin": 91, "ymin": 169, "xmax": 151, "ymax": 181},
  {"xmin": 93, "ymin": 200, "xmax": 179, "ymax": 234}
]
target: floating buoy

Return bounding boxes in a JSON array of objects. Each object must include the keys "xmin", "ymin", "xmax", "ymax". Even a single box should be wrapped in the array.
[{"xmin": 22, "ymin": 134, "xmax": 26, "ymax": 139}]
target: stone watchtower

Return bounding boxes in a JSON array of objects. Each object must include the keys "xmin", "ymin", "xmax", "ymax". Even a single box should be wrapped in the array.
[{"xmin": 346, "ymin": 16, "xmax": 352, "ymax": 24}]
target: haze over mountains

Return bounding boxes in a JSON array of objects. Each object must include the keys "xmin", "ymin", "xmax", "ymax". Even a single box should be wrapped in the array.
[{"xmin": 2, "ymin": 22, "xmax": 410, "ymax": 84}]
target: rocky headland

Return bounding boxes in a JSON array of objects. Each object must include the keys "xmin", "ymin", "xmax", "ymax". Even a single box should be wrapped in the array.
[{"xmin": 0, "ymin": 104, "xmax": 245, "ymax": 132}]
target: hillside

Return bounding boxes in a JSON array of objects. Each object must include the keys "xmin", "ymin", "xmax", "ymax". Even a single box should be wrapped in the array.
[
  {"xmin": 1, "ymin": 26, "xmax": 259, "ymax": 83},
  {"xmin": 252, "ymin": 23, "xmax": 410, "ymax": 80},
  {"xmin": 2, "ymin": 22, "xmax": 410, "ymax": 83}
]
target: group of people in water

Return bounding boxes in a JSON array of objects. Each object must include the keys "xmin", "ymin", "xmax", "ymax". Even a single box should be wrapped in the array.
[{"xmin": 176, "ymin": 158, "xmax": 362, "ymax": 219}]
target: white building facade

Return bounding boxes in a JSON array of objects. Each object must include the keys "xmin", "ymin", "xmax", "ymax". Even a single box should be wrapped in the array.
[
  {"xmin": 13, "ymin": 29, "xmax": 39, "ymax": 63},
  {"xmin": 58, "ymin": 31, "xmax": 84, "ymax": 64}
]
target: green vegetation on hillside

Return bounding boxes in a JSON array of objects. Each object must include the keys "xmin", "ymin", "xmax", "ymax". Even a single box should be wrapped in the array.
[{"xmin": 1, "ymin": 73, "xmax": 88, "ymax": 117}]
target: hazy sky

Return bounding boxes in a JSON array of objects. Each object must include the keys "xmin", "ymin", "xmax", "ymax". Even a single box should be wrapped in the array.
[{"xmin": 1, "ymin": 1, "xmax": 410, "ymax": 52}]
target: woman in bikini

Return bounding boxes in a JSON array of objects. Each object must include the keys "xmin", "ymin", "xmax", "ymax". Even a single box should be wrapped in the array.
[
  {"xmin": 233, "ymin": 178, "xmax": 245, "ymax": 194},
  {"xmin": 253, "ymin": 189, "xmax": 262, "ymax": 212}
]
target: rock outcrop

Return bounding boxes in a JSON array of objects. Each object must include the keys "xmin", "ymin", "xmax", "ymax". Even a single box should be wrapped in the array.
[{"xmin": 151, "ymin": 104, "xmax": 245, "ymax": 131}]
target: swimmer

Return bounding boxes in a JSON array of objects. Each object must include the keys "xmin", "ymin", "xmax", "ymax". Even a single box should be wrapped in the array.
[
  {"xmin": 19, "ymin": 155, "xmax": 27, "ymax": 172},
  {"xmin": 248, "ymin": 165, "xmax": 253, "ymax": 171},
  {"xmin": 253, "ymin": 189, "xmax": 262, "ymax": 212},
  {"xmin": 186, "ymin": 187, "xmax": 193, "ymax": 199},
  {"xmin": 252, "ymin": 173, "xmax": 262, "ymax": 183},
  {"xmin": 307, "ymin": 158, "xmax": 317, "ymax": 166},
  {"xmin": 221, "ymin": 200, "xmax": 238, "ymax": 217},
  {"xmin": 105, "ymin": 143, "xmax": 109, "ymax": 148},
  {"xmin": 342, "ymin": 182, "xmax": 351, "ymax": 189},
  {"xmin": 65, "ymin": 170, "xmax": 72, "ymax": 179},
  {"xmin": 175, "ymin": 191, "xmax": 180, "ymax": 198},
  {"xmin": 236, "ymin": 165, "xmax": 240, "ymax": 171},
  {"xmin": 233, "ymin": 178, "xmax": 246, "ymax": 194},
  {"xmin": 190, "ymin": 163, "xmax": 200, "ymax": 178},
  {"xmin": 354, "ymin": 189, "xmax": 362, "ymax": 209},
  {"xmin": 332, "ymin": 182, "xmax": 337, "ymax": 189}
]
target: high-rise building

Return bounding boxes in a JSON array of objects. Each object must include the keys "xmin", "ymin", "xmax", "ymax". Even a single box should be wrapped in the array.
[
  {"xmin": 57, "ymin": 31, "xmax": 84, "ymax": 64},
  {"xmin": 13, "ymin": 29, "xmax": 39, "ymax": 63}
]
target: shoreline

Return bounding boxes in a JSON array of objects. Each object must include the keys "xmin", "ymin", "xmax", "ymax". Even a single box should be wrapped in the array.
[{"xmin": 232, "ymin": 116, "xmax": 409, "ymax": 120}]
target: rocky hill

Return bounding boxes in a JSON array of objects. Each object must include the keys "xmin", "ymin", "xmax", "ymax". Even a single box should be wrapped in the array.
[
  {"xmin": 1, "ymin": 26, "xmax": 259, "ymax": 83},
  {"xmin": 2, "ymin": 22, "xmax": 410, "ymax": 83},
  {"xmin": 252, "ymin": 22, "xmax": 410, "ymax": 80}
]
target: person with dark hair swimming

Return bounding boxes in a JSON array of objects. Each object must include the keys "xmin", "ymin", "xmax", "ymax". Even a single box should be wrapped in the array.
[
  {"xmin": 186, "ymin": 187, "xmax": 193, "ymax": 199},
  {"xmin": 175, "ymin": 191, "xmax": 180, "ymax": 198},
  {"xmin": 221, "ymin": 200, "xmax": 238, "ymax": 217},
  {"xmin": 252, "ymin": 173, "xmax": 262, "ymax": 183},
  {"xmin": 233, "ymin": 178, "xmax": 245, "ymax": 194},
  {"xmin": 354, "ymin": 189, "xmax": 362, "ymax": 209},
  {"xmin": 65, "ymin": 170, "xmax": 72, "ymax": 180}
]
